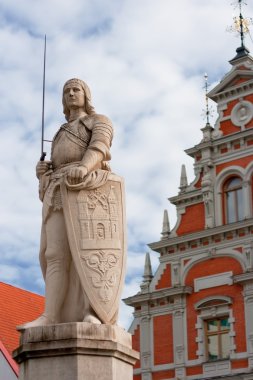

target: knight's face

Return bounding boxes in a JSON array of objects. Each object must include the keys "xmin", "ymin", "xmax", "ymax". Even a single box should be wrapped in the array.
[{"xmin": 63, "ymin": 83, "xmax": 85, "ymax": 110}]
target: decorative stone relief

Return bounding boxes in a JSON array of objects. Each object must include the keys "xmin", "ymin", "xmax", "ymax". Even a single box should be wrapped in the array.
[
  {"xmin": 64, "ymin": 177, "xmax": 126, "ymax": 324},
  {"xmin": 176, "ymin": 344, "xmax": 184, "ymax": 362},
  {"xmin": 175, "ymin": 367, "xmax": 185, "ymax": 379},
  {"xmin": 231, "ymin": 100, "xmax": 253, "ymax": 127},
  {"xmin": 141, "ymin": 352, "xmax": 151, "ymax": 369},
  {"xmin": 172, "ymin": 262, "xmax": 180, "ymax": 286},
  {"xmin": 82, "ymin": 250, "xmax": 120, "ymax": 303},
  {"xmin": 201, "ymin": 165, "xmax": 214, "ymax": 228},
  {"xmin": 244, "ymin": 244, "xmax": 253, "ymax": 270}
]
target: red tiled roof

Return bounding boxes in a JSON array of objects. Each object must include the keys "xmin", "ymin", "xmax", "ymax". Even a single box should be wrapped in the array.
[{"xmin": 0, "ymin": 282, "xmax": 44, "ymax": 354}]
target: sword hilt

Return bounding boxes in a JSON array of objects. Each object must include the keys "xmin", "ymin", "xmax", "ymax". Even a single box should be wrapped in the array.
[{"xmin": 40, "ymin": 152, "xmax": 46, "ymax": 161}]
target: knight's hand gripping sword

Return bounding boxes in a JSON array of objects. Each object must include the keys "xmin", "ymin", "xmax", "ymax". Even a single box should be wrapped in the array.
[{"xmin": 40, "ymin": 35, "xmax": 47, "ymax": 162}]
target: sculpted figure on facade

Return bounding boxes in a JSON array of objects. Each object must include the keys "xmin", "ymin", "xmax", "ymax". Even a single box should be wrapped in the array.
[{"xmin": 19, "ymin": 79, "xmax": 126, "ymax": 329}]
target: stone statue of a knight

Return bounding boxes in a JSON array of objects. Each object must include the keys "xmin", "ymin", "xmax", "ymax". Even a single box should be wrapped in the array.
[{"xmin": 18, "ymin": 78, "xmax": 126, "ymax": 329}]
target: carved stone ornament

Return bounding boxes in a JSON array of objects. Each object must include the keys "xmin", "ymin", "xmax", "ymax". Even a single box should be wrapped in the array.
[
  {"xmin": 231, "ymin": 100, "xmax": 253, "ymax": 127},
  {"xmin": 61, "ymin": 173, "xmax": 126, "ymax": 324}
]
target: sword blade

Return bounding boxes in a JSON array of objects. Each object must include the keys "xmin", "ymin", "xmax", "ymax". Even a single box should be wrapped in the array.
[{"xmin": 40, "ymin": 34, "xmax": 47, "ymax": 161}]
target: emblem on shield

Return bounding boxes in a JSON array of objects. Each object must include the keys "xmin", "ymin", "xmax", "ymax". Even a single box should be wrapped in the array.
[{"xmin": 61, "ymin": 173, "xmax": 126, "ymax": 324}]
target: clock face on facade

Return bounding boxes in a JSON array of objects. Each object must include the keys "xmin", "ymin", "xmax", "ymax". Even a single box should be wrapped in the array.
[{"xmin": 231, "ymin": 100, "xmax": 253, "ymax": 127}]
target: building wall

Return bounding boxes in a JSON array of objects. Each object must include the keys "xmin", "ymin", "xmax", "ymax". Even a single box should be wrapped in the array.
[{"xmin": 125, "ymin": 49, "xmax": 253, "ymax": 380}]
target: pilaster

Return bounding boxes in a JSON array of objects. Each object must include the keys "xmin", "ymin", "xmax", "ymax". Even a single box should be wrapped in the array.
[
  {"xmin": 140, "ymin": 308, "xmax": 152, "ymax": 380},
  {"xmin": 173, "ymin": 296, "xmax": 186, "ymax": 379}
]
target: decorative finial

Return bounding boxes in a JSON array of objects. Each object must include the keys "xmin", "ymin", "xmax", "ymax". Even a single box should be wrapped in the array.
[
  {"xmin": 140, "ymin": 252, "xmax": 153, "ymax": 292},
  {"xmin": 161, "ymin": 210, "xmax": 170, "ymax": 240},
  {"xmin": 228, "ymin": 0, "xmax": 252, "ymax": 61},
  {"xmin": 202, "ymin": 73, "xmax": 214, "ymax": 126},
  {"xmin": 179, "ymin": 164, "xmax": 188, "ymax": 192}
]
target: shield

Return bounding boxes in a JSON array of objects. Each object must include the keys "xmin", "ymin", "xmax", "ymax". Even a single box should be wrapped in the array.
[{"xmin": 61, "ymin": 173, "xmax": 126, "ymax": 324}]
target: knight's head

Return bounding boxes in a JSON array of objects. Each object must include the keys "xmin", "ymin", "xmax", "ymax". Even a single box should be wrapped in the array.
[{"xmin": 62, "ymin": 78, "xmax": 95, "ymax": 121}]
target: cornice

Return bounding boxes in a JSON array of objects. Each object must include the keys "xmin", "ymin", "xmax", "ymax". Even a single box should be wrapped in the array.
[
  {"xmin": 208, "ymin": 69, "xmax": 253, "ymax": 100},
  {"xmin": 169, "ymin": 189, "xmax": 203, "ymax": 206},
  {"xmin": 233, "ymin": 272, "xmax": 253, "ymax": 284},
  {"xmin": 185, "ymin": 128, "xmax": 253, "ymax": 158},
  {"xmin": 208, "ymin": 77, "xmax": 253, "ymax": 103},
  {"xmin": 149, "ymin": 218, "xmax": 253, "ymax": 253},
  {"xmin": 123, "ymin": 286, "xmax": 192, "ymax": 307}
]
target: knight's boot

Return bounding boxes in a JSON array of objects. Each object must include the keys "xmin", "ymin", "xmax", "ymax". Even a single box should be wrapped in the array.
[
  {"xmin": 83, "ymin": 304, "xmax": 101, "ymax": 324},
  {"xmin": 83, "ymin": 314, "xmax": 102, "ymax": 324},
  {"xmin": 16, "ymin": 313, "xmax": 55, "ymax": 331}
]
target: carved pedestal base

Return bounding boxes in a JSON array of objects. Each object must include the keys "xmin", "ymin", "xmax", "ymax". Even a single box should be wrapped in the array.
[{"xmin": 13, "ymin": 322, "xmax": 139, "ymax": 380}]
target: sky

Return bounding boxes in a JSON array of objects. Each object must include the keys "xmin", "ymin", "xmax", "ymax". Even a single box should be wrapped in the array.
[{"xmin": 0, "ymin": 0, "xmax": 253, "ymax": 329}]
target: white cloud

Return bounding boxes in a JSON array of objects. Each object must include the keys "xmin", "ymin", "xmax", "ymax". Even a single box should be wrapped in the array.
[{"xmin": 1, "ymin": 0, "xmax": 253, "ymax": 329}]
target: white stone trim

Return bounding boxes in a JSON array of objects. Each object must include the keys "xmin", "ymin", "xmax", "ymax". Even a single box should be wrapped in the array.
[
  {"xmin": 215, "ymin": 166, "xmax": 245, "ymax": 226},
  {"xmin": 243, "ymin": 282, "xmax": 253, "ymax": 355},
  {"xmin": 173, "ymin": 308, "xmax": 185, "ymax": 365},
  {"xmin": 194, "ymin": 272, "xmax": 233, "ymax": 292},
  {"xmin": 203, "ymin": 360, "xmax": 231, "ymax": 377},
  {"xmin": 245, "ymin": 162, "xmax": 253, "ymax": 182},
  {"xmin": 231, "ymin": 100, "xmax": 253, "ymax": 129},
  {"xmin": 140, "ymin": 315, "xmax": 152, "ymax": 378},
  {"xmin": 169, "ymin": 207, "xmax": 184, "ymax": 238},
  {"xmin": 151, "ymin": 363, "xmax": 175, "ymax": 371},
  {"xmin": 128, "ymin": 317, "xmax": 140, "ymax": 334},
  {"xmin": 181, "ymin": 249, "xmax": 246, "ymax": 286},
  {"xmin": 194, "ymin": 305, "xmax": 235, "ymax": 364},
  {"xmin": 150, "ymin": 315, "xmax": 154, "ymax": 368},
  {"xmin": 195, "ymin": 296, "xmax": 233, "ymax": 310},
  {"xmin": 149, "ymin": 261, "xmax": 167, "ymax": 292}
]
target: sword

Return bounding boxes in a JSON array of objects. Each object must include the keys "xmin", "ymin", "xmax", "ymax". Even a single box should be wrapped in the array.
[{"xmin": 40, "ymin": 34, "xmax": 47, "ymax": 161}]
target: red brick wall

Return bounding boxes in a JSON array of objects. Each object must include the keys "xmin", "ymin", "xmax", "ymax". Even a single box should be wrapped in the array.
[
  {"xmin": 155, "ymin": 264, "xmax": 172, "ymax": 289},
  {"xmin": 176, "ymin": 203, "xmax": 205, "ymax": 236},
  {"xmin": 220, "ymin": 119, "xmax": 239, "ymax": 136},
  {"xmin": 216, "ymin": 155, "xmax": 253, "ymax": 175},
  {"xmin": 231, "ymin": 359, "xmax": 249, "ymax": 369},
  {"xmin": 132, "ymin": 324, "xmax": 140, "ymax": 369},
  {"xmin": 184, "ymin": 257, "xmax": 246, "ymax": 360},
  {"xmin": 186, "ymin": 365, "xmax": 203, "ymax": 376},
  {"xmin": 223, "ymin": 99, "xmax": 238, "ymax": 117},
  {"xmin": 152, "ymin": 369, "xmax": 175, "ymax": 379},
  {"xmin": 153, "ymin": 314, "xmax": 174, "ymax": 365}
]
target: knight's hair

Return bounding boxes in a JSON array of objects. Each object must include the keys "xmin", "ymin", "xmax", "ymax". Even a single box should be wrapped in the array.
[{"xmin": 62, "ymin": 78, "xmax": 95, "ymax": 121}]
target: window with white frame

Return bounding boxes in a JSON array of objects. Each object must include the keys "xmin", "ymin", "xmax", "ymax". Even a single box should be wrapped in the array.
[
  {"xmin": 204, "ymin": 317, "xmax": 230, "ymax": 361},
  {"xmin": 194, "ymin": 297, "xmax": 235, "ymax": 363},
  {"xmin": 224, "ymin": 176, "xmax": 243, "ymax": 223}
]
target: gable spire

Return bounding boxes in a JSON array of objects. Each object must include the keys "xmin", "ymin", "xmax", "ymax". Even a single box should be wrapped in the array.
[
  {"xmin": 140, "ymin": 252, "xmax": 153, "ymax": 292},
  {"xmin": 161, "ymin": 209, "xmax": 170, "ymax": 240},
  {"xmin": 179, "ymin": 164, "xmax": 188, "ymax": 192}
]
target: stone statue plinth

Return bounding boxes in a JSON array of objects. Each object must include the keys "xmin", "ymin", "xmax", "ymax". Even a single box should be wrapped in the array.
[{"xmin": 13, "ymin": 322, "xmax": 139, "ymax": 380}]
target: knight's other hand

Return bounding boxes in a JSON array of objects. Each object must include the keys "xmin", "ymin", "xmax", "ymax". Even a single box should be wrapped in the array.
[{"xmin": 67, "ymin": 166, "xmax": 88, "ymax": 185}]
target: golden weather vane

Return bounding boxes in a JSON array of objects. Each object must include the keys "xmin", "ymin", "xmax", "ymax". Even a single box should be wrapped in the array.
[{"xmin": 227, "ymin": 0, "xmax": 253, "ymax": 45}]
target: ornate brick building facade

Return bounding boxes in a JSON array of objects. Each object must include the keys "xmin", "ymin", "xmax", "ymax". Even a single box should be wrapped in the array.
[{"xmin": 124, "ymin": 45, "xmax": 253, "ymax": 380}]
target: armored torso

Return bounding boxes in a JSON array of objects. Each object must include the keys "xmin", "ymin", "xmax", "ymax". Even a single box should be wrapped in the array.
[{"xmin": 51, "ymin": 118, "xmax": 91, "ymax": 169}]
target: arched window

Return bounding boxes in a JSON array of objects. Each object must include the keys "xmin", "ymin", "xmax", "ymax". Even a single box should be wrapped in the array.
[{"xmin": 224, "ymin": 177, "xmax": 243, "ymax": 223}]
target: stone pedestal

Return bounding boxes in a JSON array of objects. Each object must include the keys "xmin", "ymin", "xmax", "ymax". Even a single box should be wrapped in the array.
[{"xmin": 13, "ymin": 323, "xmax": 139, "ymax": 380}]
